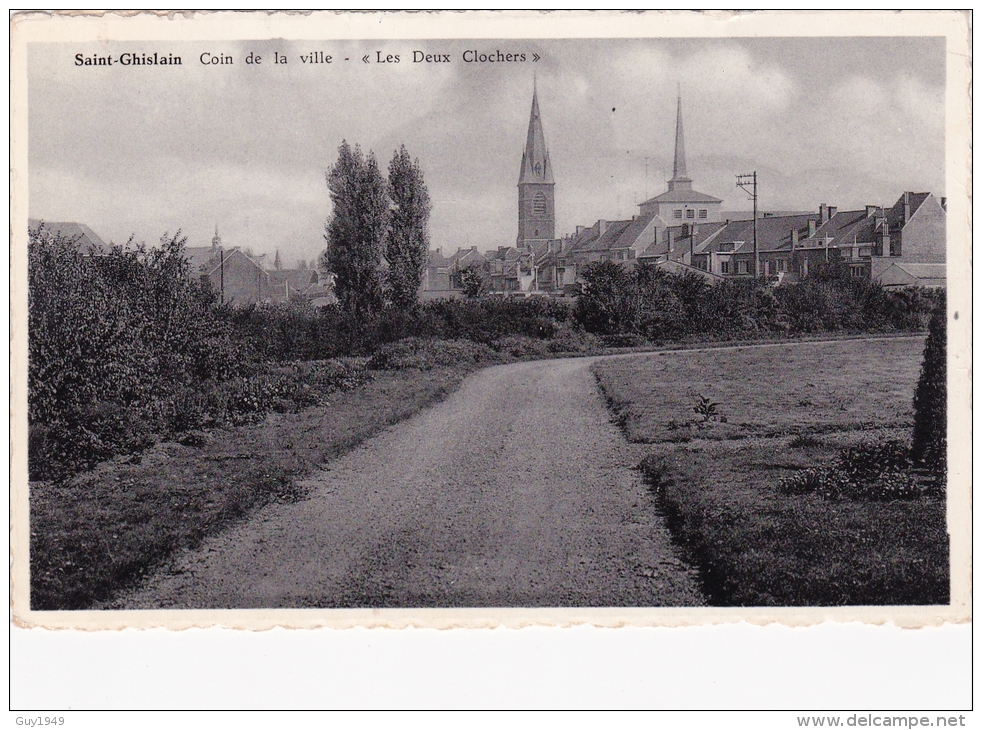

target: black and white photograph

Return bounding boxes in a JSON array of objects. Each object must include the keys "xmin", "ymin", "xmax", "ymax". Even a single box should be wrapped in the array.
[{"xmin": 12, "ymin": 11, "xmax": 969, "ymax": 634}]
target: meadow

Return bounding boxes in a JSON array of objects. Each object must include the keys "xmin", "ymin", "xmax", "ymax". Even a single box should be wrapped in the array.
[{"xmin": 592, "ymin": 336, "xmax": 949, "ymax": 606}]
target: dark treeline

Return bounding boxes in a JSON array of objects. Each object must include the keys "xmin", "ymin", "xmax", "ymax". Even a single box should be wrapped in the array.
[
  {"xmin": 573, "ymin": 259, "xmax": 937, "ymax": 344},
  {"xmin": 29, "ymin": 227, "xmax": 937, "ymax": 481}
]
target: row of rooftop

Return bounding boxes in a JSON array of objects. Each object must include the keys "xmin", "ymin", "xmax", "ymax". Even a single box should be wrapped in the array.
[{"xmin": 422, "ymin": 190, "xmax": 947, "ymax": 298}]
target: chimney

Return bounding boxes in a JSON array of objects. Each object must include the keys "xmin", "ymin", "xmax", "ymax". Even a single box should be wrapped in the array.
[
  {"xmin": 879, "ymin": 217, "xmax": 891, "ymax": 258},
  {"xmin": 865, "ymin": 205, "xmax": 879, "ymax": 218},
  {"xmin": 791, "ymin": 228, "xmax": 799, "ymax": 247},
  {"xmin": 598, "ymin": 219, "xmax": 608, "ymax": 236},
  {"xmin": 819, "ymin": 203, "xmax": 829, "ymax": 223},
  {"xmin": 828, "ymin": 206, "xmax": 837, "ymax": 218},
  {"xmin": 903, "ymin": 192, "xmax": 911, "ymax": 225},
  {"xmin": 576, "ymin": 225, "xmax": 585, "ymax": 235},
  {"xmin": 807, "ymin": 220, "xmax": 816, "ymax": 237}
]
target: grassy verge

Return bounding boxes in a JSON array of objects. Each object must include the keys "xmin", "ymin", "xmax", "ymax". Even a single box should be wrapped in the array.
[
  {"xmin": 592, "ymin": 336, "xmax": 949, "ymax": 606},
  {"xmin": 30, "ymin": 333, "xmax": 604, "ymax": 610},
  {"xmin": 30, "ymin": 362, "xmax": 478, "ymax": 610}
]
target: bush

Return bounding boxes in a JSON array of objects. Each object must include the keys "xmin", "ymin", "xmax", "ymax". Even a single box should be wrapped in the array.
[
  {"xmin": 368, "ymin": 337, "xmax": 499, "ymax": 371},
  {"xmin": 573, "ymin": 258, "xmax": 933, "ymax": 342},
  {"xmin": 911, "ymin": 294, "xmax": 946, "ymax": 477},
  {"xmin": 779, "ymin": 439, "xmax": 921, "ymax": 501},
  {"xmin": 28, "ymin": 226, "xmax": 254, "ymax": 479}
]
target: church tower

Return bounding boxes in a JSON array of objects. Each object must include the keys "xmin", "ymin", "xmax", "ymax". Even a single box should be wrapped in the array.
[{"xmin": 517, "ymin": 84, "xmax": 555, "ymax": 247}]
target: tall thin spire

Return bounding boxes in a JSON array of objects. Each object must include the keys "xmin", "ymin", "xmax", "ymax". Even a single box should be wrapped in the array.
[
  {"xmin": 667, "ymin": 86, "xmax": 693, "ymax": 192},
  {"xmin": 518, "ymin": 84, "xmax": 554, "ymax": 185},
  {"xmin": 672, "ymin": 88, "xmax": 688, "ymax": 181}
]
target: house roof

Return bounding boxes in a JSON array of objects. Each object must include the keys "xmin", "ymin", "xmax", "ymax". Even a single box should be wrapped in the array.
[
  {"xmin": 569, "ymin": 219, "xmax": 633, "ymax": 253},
  {"xmin": 183, "ymin": 246, "xmax": 220, "ymax": 272},
  {"xmin": 878, "ymin": 262, "xmax": 946, "ymax": 288},
  {"xmin": 641, "ymin": 221, "xmax": 728, "ymax": 259},
  {"xmin": 269, "ymin": 269, "xmax": 319, "ymax": 291},
  {"xmin": 804, "ymin": 209, "xmax": 875, "ymax": 246},
  {"xmin": 608, "ymin": 213, "xmax": 657, "ymax": 250},
  {"xmin": 886, "ymin": 192, "xmax": 932, "ymax": 230},
  {"xmin": 641, "ymin": 187, "xmax": 722, "ymax": 205},
  {"xmin": 201, "ymin": 247, "xmax": 267, "ymax": 276},
  {"xmin": 29, "ymin": 219, "xmax": 109, "ymax": 255},
  {"xmin": 654, "ymin": 258, "xmax": 725, "ymax": 282},
  {"xmin": 699, "ymin": 213, "xmax": 821, "ymax": 255},
  {"xmin": 427, "ymin": 249, "xmax": 450, "ymax": 268}
]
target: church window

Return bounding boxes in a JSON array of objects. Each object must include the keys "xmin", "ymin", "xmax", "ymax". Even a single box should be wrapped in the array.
[
  {"xmin": 698, "ymin": 209, "xmax": 708, "ymax": 219},
  {"xmin": 532, "ymin": 192, "xmax": 547, "ymax": 216},
  {"xmin": 674, "ymin": 209, "xmax": 683, "ymax": 219},
  {"xmin": 686, "ymin": 209, "xmax": 695, "ymax": 219}
]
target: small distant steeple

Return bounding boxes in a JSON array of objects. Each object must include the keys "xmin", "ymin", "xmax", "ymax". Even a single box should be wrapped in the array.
[
  {"xmin": 211, "ymin": 224, "xmax": 222, "ymax": 251},
  {"xmin": 274, "ymin": 248, "xmax": 282, "ymax": 270}
]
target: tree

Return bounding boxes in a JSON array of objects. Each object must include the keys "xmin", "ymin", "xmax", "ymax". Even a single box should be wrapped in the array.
[
  {"xmin": 573, "ymin": 260, "xmax": 631, "ymax": 335},
  {"xmin": 321, "ymin": 140, "xmax": 389, "ymax": 316},
  {"xmin": 911, "ymin": 292, "xmax": 946, "ymax": 477},
  {"xmin": 385, "ymin": 145, "xmax": 431, "ymax": 309},
  {"xmin": 458, "ymin": 265, "xmax": 489, "ymax": 298}
]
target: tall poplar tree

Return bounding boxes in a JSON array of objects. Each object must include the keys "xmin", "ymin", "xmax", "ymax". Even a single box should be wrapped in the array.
[
  {"xmin": 321, "ymin": 141, "xmax": 389, "ymax": 315},
  {"xmin": 385, "ymin": 145, "xmax": 431, "ymax": 309}
]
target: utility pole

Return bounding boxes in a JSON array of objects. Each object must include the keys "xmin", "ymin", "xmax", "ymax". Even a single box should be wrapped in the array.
[
  {"xmin": 736, "ymin": 172, "xmax": 758, "ymax": 277},
  {"xmin": 220, "ymin": 249, "xmax": 225, "ymax": 304}
]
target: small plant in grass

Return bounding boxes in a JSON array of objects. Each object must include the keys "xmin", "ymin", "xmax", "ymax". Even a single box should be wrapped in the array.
[{"xmin": 693, "ymin": 394, "xmax": 726, "ymax": 424}]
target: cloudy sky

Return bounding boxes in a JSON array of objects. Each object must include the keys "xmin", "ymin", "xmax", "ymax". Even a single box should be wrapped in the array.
[{"xmin": 29, "ymin": 36, "xmax": 945, "ymax": 267}]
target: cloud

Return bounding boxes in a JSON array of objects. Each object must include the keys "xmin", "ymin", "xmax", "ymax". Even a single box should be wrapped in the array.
[{"xmin": 28, "ymin": 37, "xmax": 944, "ymax": 262}]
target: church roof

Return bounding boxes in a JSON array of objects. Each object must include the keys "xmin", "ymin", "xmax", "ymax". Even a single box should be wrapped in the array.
[
  {"xmin": 518, "ymin": 86, "xmax": 554, "ymax": 185},
  {"xmin": 642, "ymin": 188, "xmax": 722, "ymax": 205}
]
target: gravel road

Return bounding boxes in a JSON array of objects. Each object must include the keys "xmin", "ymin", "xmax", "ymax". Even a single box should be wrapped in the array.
[{"xmin": 110, "ymin": 356, "xmax": 705, "ymax": 609}]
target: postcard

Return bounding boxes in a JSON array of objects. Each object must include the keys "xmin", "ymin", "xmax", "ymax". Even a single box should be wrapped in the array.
[{"xmin": 10, "ymin": 10, "xmax": 971, "ymax": 630}]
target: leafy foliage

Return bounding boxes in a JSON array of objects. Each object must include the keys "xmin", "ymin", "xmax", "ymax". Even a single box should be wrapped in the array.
[
  {"xmin": 911, "ymin": 293, "xmax": 946, "ymax": 477},
  {"xmin": 574, "ymin": 259, "xmax": 934, "ymax": 341},
  {"xmin": 457, "ymin": 265, "xmax": 490, "ymax": 298},
  {"xmin": 778, "ymin": 440, "xmax": 924, "ymax": 501},
  {"xmin": 322, "ymin": 140, "xmax": 389, "ymax": 316},
  {"xmin": 28, "ymin": 225, "xmax": 251, "ymax": 479},
  {"xmin": 385, "ymin": 145, "xmax": 431, "ymax": 309}
]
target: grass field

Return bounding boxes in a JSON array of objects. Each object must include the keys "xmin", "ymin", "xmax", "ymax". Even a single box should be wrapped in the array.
[
  {"xmin": 30, "ymin": 364, "xmax": 477, "ymax": 610},
  {"xmin": 592, "ymin": 336, "xmax": 950, "ymax": 606}
]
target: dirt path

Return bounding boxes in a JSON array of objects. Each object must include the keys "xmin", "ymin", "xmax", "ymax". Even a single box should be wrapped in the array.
[{"xmin": 108, "ymin": 357, "xmax": 705, "ymax": 609}]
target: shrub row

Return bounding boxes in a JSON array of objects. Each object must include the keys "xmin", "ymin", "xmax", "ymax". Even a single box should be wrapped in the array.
[
  {"xmin": 574, "ymin": 260, "xmax": 937, "ymax": 341},
  {"xmin": 778, "ymin": 440, "xmax": 937, "ymax": 501}
]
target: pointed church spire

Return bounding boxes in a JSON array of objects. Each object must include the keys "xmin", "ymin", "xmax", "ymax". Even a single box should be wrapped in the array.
[
  {"xmin": 518, "ymin": 84, "xmax": 554, "ymax": 185},
  {"xmin": 668, "ymin": 87, "xmax": 693, "ymax": 192},
  {"xmin": 672, "ymin": 87, "xmax": 688, "ymax": 181},
  {"xmin": 274, "ymin": 248, "xmax": 282, "ymax": 270}
]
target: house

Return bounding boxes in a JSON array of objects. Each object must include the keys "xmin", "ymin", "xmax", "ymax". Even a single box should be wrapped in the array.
[
  {"xmin": 796, "ymin": 192, "xmax": 946, "ymax": 286},
  {"xmin": 28, "ymin": 219, "xmax": 109, "ymax": 255},
  {"xmin": 684, "ymin": 213, "xmax": 821, "ymax": 279},
  {"xmin": 419, "ymin": 248, "xmax": 458, "ymax": 300}
]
